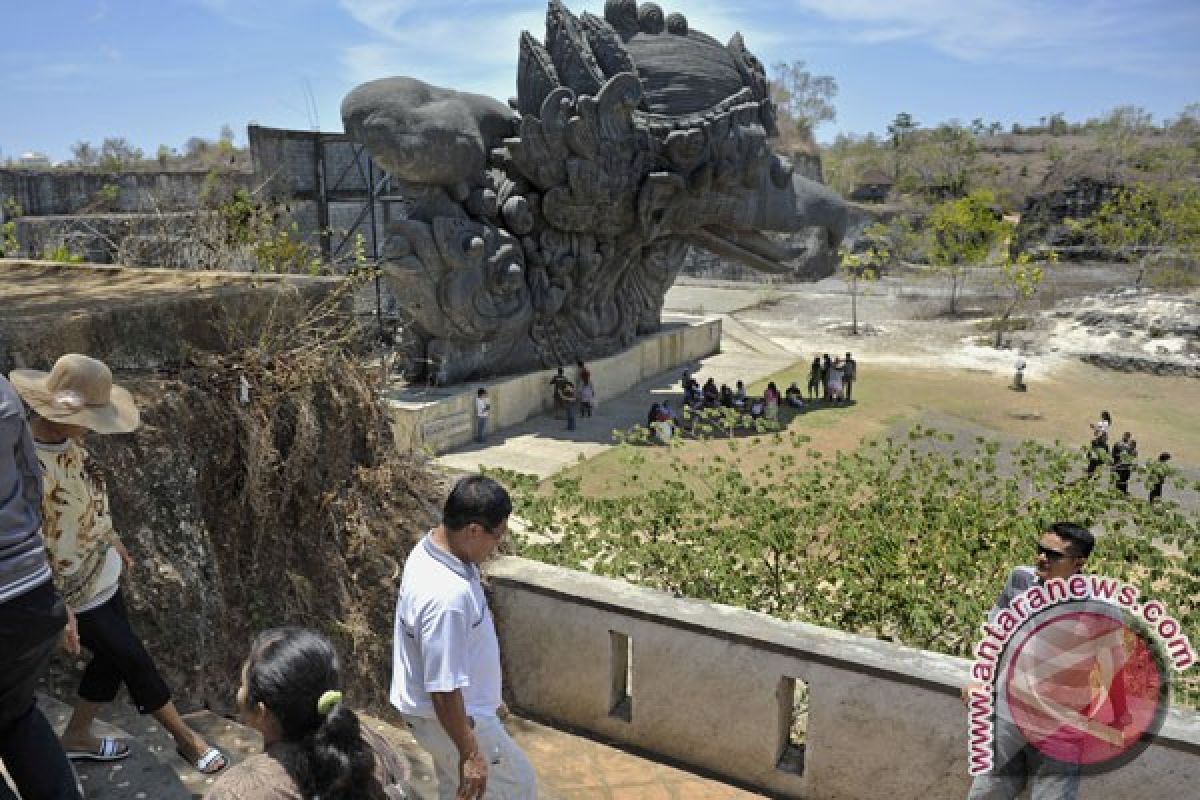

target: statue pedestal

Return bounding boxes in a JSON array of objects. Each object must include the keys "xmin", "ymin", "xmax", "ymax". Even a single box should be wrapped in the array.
[{"xmin": 382, "ymin": 319, "xmax": 722, "ymax": 454}]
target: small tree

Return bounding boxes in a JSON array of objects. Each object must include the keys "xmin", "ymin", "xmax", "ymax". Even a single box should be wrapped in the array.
[
  {"xmin": 887, "ymin": 112, "xmax": 918, "ymax": 150},
  {"xmin": 924, "ymin": 189, "xmax": 1010, "ymax": 314},
  {"xmin": 70, "ymin": 140, "xmax": 100, "ymax": 167},
  {"xmin": 900, "ymin": 124, "xmax": 977, "ymax": 198},
  {"xmin": 156, "ymin": 144, "xmax": 174, "ymax": 168},
  {"xmin": 991, "ymin": 250, "xmax": 1050, "ymax": 348},
  {"xmin": 1, "ymin": 201, "xmax": 20, "ymax": 257},
  {"xmin": 888, "ymin": 112, "xmax": 919, "ymax": 187},
  {"xmin": 99, "ymin": 137, "xmax": 143, "ymax": 171},
  {"xmin": 770, "ymin": 60, "xmax": 838, "ymax": 141},
  {"xmin": 838, "ymin": 230, "xmax": 887, "ymax": 335}
]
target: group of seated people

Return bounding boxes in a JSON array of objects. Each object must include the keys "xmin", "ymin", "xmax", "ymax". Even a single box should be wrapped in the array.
[{"xmin": 645, "ymin": 372, "xmax": 809, "ymax": 442}]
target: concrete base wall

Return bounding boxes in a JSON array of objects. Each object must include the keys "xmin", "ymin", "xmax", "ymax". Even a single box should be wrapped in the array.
[
  {"xmin": 486, "ymin": 557, "xmax": 1200, "ymax": 800},
  {"xmin": 383, "ymin": 320, "xmax": 721, "ymax": 453}
]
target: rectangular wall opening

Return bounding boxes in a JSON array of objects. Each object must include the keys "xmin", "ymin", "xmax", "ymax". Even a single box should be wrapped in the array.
[
  {"xmin": 609, "ymin": 631, "xmax": 633, "ymax": 721},
  {"xmin": 776, "ymin": 676, "xmax": 808, "ymax": 775}
]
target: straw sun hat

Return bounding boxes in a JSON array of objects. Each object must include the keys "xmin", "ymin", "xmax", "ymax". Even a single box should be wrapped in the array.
[{"xmin": 9, "ymin": 354, "xmax": 140, "ymax": 434}]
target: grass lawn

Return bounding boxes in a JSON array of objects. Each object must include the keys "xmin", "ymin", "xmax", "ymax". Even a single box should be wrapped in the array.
[{"xmin": 551, "ymin": 359, "xmax": 1200, "ymax": 497}]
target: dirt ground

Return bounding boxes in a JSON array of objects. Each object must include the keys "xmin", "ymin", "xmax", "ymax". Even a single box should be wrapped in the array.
[{"xmin": 563, "ymin": 266, "xmax": 1200, "ymax": 502}]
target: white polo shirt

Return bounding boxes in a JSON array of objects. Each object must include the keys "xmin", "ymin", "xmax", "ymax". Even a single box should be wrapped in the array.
[{"xmin": 390, "ymin": 533, "xmax": 502, "ymax": 719}]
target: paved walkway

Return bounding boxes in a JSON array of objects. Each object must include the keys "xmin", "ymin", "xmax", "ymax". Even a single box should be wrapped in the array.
[
  {"xmin": 19, "ymin": 691, "xmax": 764, "ymax": 800},
  {"xmin": 437, "ymin": 310, "xmax": 800, "ymax": 478}
]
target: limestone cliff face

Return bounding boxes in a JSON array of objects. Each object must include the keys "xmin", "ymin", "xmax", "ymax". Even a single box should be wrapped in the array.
[
  {"xmin": 1012, "ymin": 164, "xmax": 1133, "ymax": 260},
  {"xmin": 79, "ymin": 358, "xmax": 439, "ymax": 713}
]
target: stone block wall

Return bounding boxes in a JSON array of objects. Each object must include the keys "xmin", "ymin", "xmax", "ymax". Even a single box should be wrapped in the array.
[
  {"xmin": 487, "ymin": 557, "xmax": 1200, "ymax": 800},
  {"xmin": 0, "ymin": 168, "xmax": 251, "ymax": 217}
]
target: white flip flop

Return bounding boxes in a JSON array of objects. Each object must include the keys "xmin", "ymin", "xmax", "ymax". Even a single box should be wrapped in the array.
[{"xmin": 66, "ymin": 736, "xmax": 130, "ymax": 762}]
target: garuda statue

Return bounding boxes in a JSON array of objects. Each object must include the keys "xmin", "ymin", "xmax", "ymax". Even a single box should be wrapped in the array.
[{"xmin": 342, "ymin": 0, "xmax": 848, "ymax": 383}]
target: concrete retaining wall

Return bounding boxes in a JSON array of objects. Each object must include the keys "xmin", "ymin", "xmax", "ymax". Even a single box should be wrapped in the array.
[
  {"xmin": 0, "ymin": 169, "xmax": 251, "ymax": 217},
  {"xmin": 486, "ymin": 557, "xmax": 1200, "ymax": 800},
  {"xmin": 383, "ymin": 320, "xmax": 721, "ymax": 453}
]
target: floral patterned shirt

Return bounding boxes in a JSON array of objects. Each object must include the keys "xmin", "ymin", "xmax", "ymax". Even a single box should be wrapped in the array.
[{"xmin": 36, "ymin": 439, "xmax": 118, "ymax": 608}]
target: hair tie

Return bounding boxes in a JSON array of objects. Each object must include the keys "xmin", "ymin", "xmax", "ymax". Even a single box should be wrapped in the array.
[{"xmin": 316, "ymin": 690, "xmax": 343, "ymax": 716}]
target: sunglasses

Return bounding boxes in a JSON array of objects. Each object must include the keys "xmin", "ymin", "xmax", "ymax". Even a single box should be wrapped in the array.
[{"xmin": 1037, "ymin": 544, "xmax": 1074, "ymax": 561}]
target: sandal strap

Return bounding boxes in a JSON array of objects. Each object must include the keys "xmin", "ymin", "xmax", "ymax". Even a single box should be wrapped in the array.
[{"xmin": 196, "ymin": 747, "xmax": 225, "ymax": 771}]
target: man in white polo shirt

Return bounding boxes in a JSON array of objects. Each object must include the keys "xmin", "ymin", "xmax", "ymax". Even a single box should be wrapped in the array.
[{"xmin": 391, "ymin": 474, "xmax": 536, "ymax": 800}]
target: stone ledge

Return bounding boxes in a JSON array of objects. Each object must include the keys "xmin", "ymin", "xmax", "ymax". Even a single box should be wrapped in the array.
[
  {"xmin": 383, "ymin": 319, "xmax": 722, "ymax": 453},
  {"xmin": 485, "ymin": 555, "xmax": 1200, "ymax": 752}
]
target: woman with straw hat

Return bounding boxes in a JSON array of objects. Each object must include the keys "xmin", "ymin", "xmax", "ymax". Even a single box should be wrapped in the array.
[{"xmin": 9, "ymin": 354, "xmax": 227, "ymax": 774}]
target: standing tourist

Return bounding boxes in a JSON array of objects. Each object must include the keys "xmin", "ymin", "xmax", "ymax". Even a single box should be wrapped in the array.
[
  {"xmin": 578, "ymin": 376, "xmax": 596, "ymax": 418},
  {"xmin": 964, "ymin": 523, "xmax": 1095, "ymax": 800},
  {"xmin": 1086, "ymin": 411, "xmax": 1112, "ymax": 476},
  {"xmin": 1147, "ymin": 452, "xmax": 1172, "ymax": 503},
  {"xmin": 827, "ymin": 358, "xmax": 845, "ymax": 402},
  {"xmin": 474, "ymin": 388, "xmax": 491, "ymax": 444},
  {"xmin": 558, "ymin": 379, "xmax": 577, "ymax": 431},
  {"xmin": 806, "ymin": 357, "xmax": 821, "ymax": 400},
  {"xmin": 548, "ymin": 368, "xmax": 570, "ymax": 419},
  {"xmin": 207, "ymin": 627, "xmax": 409, "ymax": 799},
  {"xmin": 391, "ymin": 475, "xmax": 537, "ymax": 800},
  {"xmin": 0, "ymin": 374, "xmax": 83, "ymax": 800},
  {"xmin": 11, "ymin": 354, "xmax": 227, "ymax": 775},
  {"xmin": 843, "ymin": 352, "xmax": 858, "ymax": 401},
  {"xmin": 1110, "ymin": 432, "xmax": 1134, "ymax": 494},
  {"xmin": 820, "ymin": 354, "xmax": 832, "ymax": 401}
]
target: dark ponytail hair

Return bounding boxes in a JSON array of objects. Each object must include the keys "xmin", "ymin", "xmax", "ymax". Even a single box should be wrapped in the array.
[{"xmin": 243, "ymin": 627, "xmax": 385, "ymax": 800}]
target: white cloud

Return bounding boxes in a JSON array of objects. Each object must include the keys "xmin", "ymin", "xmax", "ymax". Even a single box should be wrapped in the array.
[
  {"xmin": 336, "ymin": 0, "xmax": 785, "ymax": 101},
  {"xmin": 788, "ymin": 0, "xmax": 1200, "ymax": 73}
]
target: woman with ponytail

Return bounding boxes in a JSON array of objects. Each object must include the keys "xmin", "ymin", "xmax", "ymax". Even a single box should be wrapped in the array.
[{"xmin": 208, "ymin": 627, "xmax": 409, "ymax": 799}]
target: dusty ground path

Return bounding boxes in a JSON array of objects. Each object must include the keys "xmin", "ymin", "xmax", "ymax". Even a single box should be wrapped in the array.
[{"xmin": 442, "ymin": 271, "xmax": 1199, "ymax": 503}]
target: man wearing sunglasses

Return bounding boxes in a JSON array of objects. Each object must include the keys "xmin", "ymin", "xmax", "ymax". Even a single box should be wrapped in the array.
[
  {"xmin": 966, "ymin": 522, "xmax": 1094, "ymax": 800},
  {"xmin": 391, "ymin": 474, "xmax": 536, "ymax": 800}
]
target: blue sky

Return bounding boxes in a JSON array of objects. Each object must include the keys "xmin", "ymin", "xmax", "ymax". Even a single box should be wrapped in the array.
[{"xmin": 2, "ymin": 0, "xmax": 1198, "ymax": 162}]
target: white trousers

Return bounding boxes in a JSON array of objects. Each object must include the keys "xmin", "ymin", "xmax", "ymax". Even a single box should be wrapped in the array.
[{"xmin": 405, "ymin": 714, "xmax": 537, "ymax": 800}]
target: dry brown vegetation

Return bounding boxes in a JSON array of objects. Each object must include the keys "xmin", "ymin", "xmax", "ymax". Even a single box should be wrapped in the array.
[{"xmin": 60, "ymin": 284, "xmax": 443, "ymax": 714}]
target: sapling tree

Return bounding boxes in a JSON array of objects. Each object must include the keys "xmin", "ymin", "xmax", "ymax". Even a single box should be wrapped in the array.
[
  {"xmin": 925, "ymin": 189, "xmax": 1011, "ymax": 314},
  {"xmin": 838, "ymin": 221, "xmax": 895, "ymax": 334},
  {"xmin": 770, "ymin": 60, "xmax": 838, "ymax": 139},
  {"xmin": 991, "ymin": 250, "xmax": 1051, "ymax": 348}
]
